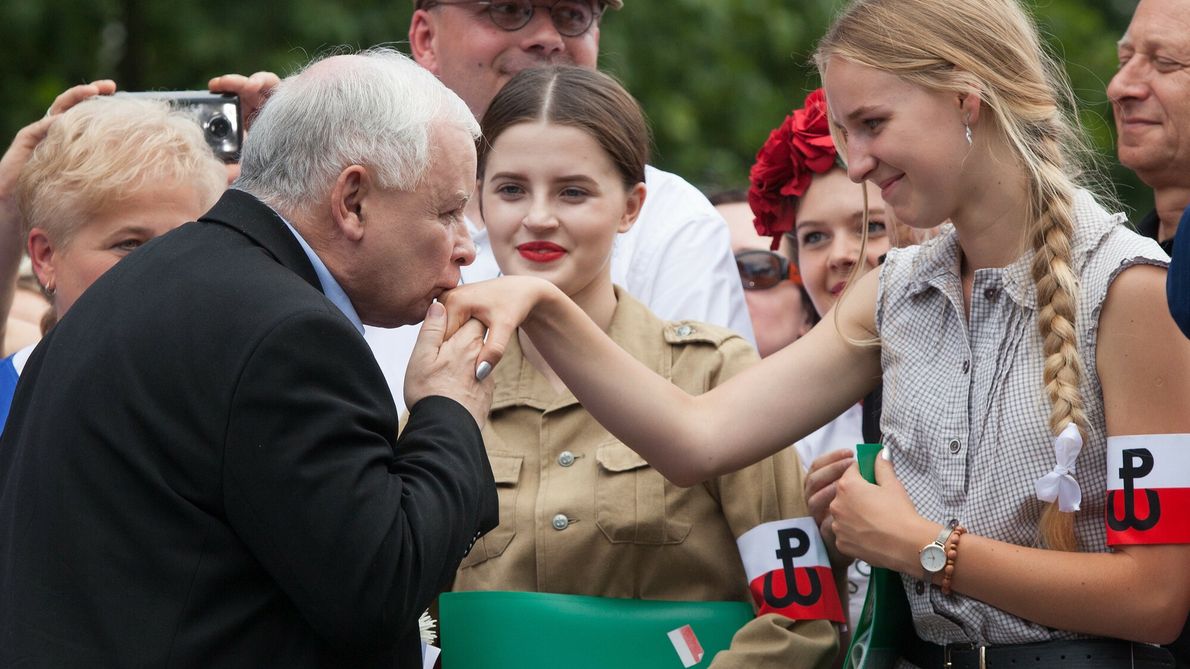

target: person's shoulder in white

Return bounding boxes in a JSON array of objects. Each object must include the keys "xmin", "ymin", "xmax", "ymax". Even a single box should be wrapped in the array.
[{"xmin": 613, "ymin": 165, "xmax": 754, "ymax": 342}]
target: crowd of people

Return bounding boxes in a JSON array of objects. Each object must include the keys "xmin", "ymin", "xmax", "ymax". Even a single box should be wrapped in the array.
[{"xmin": 0, "ymin": 0, "xmax": 1187, "ymax": 667}]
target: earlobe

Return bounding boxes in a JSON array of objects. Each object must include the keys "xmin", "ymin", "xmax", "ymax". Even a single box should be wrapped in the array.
[
  {"xmin": 409, "ymin": 10, "xmax": 440, "ymax": 73},
  {"xmin": 618, "ymin": 182, "xmax": 647, "ymax": 234},
  {"xmin": 959, "ymin": 90, "xmax": 982, "ymax": 127},
  {"xmin": 27, "ymin": 229, "xmax": 56, "ymax": 293},
  {"xmin": 331, "ymin": 166, "xmax": 369, "ymax": 243}
]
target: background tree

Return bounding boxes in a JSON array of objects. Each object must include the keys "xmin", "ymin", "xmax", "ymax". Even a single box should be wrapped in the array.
[{"xmin": 0, "ymin": 0, "xmax": 1147, "ymax": 216}]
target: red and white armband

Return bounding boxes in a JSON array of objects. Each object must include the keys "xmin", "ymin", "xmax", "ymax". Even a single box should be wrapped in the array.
[
  {"xmin": 736, "ymin": 517, "xmax": 845, "ymax": 623},
  {"xmin": 1105, "ymin": 434, "xmax": 1190, "ymax": 546}
]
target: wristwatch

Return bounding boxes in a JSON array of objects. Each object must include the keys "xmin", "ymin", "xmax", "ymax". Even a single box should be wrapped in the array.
[{"xmin": 919, "ymin": 525, "xmax": 953, "ymax": 586}]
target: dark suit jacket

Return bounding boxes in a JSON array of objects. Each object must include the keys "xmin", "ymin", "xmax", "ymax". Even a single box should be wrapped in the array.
[{"xmin": 0, "ymin": 189, "xmax": 498, "ymax": 667}]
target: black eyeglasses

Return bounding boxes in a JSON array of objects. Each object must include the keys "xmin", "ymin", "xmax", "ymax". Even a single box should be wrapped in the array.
[
  {"xmin": 421, "ymin": 0, "xmax": 603, "ymax": 37},
  {"xmin": 736, "ymin": 250, "xmax": 796, "ymax": 290}
]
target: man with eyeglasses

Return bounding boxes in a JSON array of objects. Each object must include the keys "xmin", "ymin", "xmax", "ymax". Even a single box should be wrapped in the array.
[{"xmin": 362, "ymin": 0, "xmax": 754, "ymax": 414}]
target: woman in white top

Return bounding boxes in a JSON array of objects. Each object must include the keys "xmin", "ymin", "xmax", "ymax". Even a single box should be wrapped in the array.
[{"xmin": 447, "ymin": 0, "xmax": 1190, "ymax": 664}]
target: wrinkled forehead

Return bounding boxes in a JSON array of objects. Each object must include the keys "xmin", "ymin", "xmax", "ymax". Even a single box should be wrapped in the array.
[{"xmin": 1120, "ymin": 0, "xmax": 1190, "ymax": 51}]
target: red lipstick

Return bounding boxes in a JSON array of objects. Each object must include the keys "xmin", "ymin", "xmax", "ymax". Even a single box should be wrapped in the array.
[{"xmin": 517, "ymin": 241, "xmax": 566, "ymax": 263}]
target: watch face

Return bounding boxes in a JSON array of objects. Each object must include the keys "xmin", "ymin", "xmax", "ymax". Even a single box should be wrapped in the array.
[{"xmin": 920, "ymin": 544, "xmax": 946, "ymax": 572}]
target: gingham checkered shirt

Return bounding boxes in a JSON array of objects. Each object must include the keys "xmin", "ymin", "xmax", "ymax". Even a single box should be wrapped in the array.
[{"xmin": 876, "ymin": 190, "xmax": 1167, "ymax": 647}]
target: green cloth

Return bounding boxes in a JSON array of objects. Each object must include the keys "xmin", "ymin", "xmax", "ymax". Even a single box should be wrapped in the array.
[
  {"xmin": 439, "ymin": 591, "xmax": 754, "ymax": 668},
  {"xmin": 844, "ymin": 444, "xmax": 914, "ymax": 669}
]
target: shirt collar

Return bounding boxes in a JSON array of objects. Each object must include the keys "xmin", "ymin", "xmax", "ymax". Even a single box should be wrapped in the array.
[
  {"xmin": 280, "ymin": 218, "xmax": 365, "ymax": 336},
  {"xmin": 902, "ymin": 190, "xmax": 1126, "ymax": 311}
]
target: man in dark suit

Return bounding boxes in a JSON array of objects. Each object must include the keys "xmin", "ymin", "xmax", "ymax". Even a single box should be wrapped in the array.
[{"xmin": 0, "ymin": 48, "xmax": 497, "ymax": 667}]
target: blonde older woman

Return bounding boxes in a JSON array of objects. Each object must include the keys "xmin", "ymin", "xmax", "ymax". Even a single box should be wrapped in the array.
[{"xmin": 0, "ymin": 93, "xmax": 226, "ymax": 426}]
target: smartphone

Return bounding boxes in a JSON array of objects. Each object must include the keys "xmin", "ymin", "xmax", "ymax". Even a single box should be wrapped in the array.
[{"xmin": 119, "ymin": 90, "xmax": 242, "ymax": 163}]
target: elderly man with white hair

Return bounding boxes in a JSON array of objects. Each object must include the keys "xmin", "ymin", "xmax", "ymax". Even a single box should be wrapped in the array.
[{"xmin": 0, "ymin": 48, "xmax": 497, "ymax": 667}]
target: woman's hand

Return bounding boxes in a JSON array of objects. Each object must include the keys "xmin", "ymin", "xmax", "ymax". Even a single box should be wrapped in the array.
[
  {"xmin": 804, "ymin": 448, "xmax": 855, "ymax": 567},
  {"xmin": 439, "ymin": 275, "xmax": 560, "ymax": 375},
  {"xmin": 829, "ymin": 456, "xmax": 936, "ymax": 573},
  {"xmin": 1, "ymin": 80, "xmax": 116, "ymax": 227}
]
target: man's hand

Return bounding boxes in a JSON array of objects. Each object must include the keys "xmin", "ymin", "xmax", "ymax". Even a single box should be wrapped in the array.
[
  {"xmin": 208, "ymin": 71, "xmax": 280, "ymax": 183},
  {"xmin": 404, "ymin": 302, "xmax": 494, "ymax": 427}
]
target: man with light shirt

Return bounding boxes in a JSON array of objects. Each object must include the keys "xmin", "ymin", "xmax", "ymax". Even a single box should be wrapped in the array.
[{"xmin": 365, "ymin": 0, "xmax": 754, "ymax": 412}]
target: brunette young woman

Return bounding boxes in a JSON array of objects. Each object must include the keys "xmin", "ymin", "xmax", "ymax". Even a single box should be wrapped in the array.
[
  {"xmin": 443, "ymin": 0, "xmax": 1190, "ymax": 664},
  {"xmin": 448, "ymin": 65, "xmax": 841, "ymax": 667}
]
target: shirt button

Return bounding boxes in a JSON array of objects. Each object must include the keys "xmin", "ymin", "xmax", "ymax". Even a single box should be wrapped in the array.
[
  {"xmin": 675, "ymin": 324, "xmax": 694, "ymax": 337},
  {"xmin": 983, "ymin": 287, "xmax": 999, "ymax": 301},
  {"xmin": 961, "ymin": 360, "xmax": 970, "ymax": 374},
  {"xmin": 915, "ymin": 581, "xmax": 926, "ymax": 595},
  {"xmin": 557, "ymin": 451, "xmax": 576, "ymax": 467},
  {"xmin": 948, "ymin": 439, "xmax": 961, "ymax": 454},
  {"xmin": 551, "ymin": 514, "xmax": 570, "ymax": 531}
]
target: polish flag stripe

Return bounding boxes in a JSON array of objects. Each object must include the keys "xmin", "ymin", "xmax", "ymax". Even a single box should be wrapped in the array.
[
  {"xmin": 1105, "ymin": 435, "xmax": 1190, "ymax": 546},
  {"xmin": 667, "ymin": 624, "xmax": 704, "ymax": 668},
  {"xmin": 737, "ymin": 517, "xmax": 845, "ymax": 623}
]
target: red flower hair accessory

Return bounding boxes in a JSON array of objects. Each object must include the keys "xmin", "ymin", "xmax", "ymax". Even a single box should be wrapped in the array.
[{"xmin": 747, "ymin": 88, "xmax": 839, "ymax": 250}]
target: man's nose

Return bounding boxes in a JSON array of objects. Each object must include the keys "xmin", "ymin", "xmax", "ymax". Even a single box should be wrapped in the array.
[
  {"xmin": 519, "ymin": 8, "xmax": 566, "ymax": 56},
  {"xmin": 1107, "ymin": 58, "xmax": 1149, "ymax": 104},
  {"xmin": 454, "ymin": 225, "xmax": 477, "ymax": 267}
]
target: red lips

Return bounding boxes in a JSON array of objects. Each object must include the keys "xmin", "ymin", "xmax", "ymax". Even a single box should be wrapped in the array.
[{"xmin": 517, "ymin": 241, "xmax": 566, "ymax": 263}]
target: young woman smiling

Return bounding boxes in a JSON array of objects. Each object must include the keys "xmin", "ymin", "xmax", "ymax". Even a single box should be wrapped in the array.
[{"xmin": 449, "ymin": 65, "xmax": 840, "ymax": 667}]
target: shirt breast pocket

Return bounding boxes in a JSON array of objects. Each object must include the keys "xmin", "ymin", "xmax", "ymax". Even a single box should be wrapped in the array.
[
  {"xmin": 594, "ymin": 440, "xmax": 692, "ymax": 545},
  {"xmin": 460, "ymin": 453, "xmax": 521, "ymax": 569}
]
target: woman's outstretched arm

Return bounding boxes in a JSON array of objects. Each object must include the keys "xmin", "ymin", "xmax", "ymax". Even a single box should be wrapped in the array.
[{"xmin": 442, "ymin": 269, "xmax": 883, "ymax": 485}]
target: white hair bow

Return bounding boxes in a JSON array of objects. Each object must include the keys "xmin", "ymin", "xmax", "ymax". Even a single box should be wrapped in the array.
[{"xmin": 1034, "ymin": 423, "xmax": 1083, "ymax": 513}]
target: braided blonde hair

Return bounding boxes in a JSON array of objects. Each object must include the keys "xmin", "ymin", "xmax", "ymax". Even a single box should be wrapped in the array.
[{"xmin": 815, "ymin": 0, "xmax": 1111, "ymax": 550}]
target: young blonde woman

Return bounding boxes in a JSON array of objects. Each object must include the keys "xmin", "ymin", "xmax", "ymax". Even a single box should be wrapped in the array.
[
  {"xmin": 445, "ymin": 0, "xmax": 1190, "ymax": 665},
  {"xmin": 449, "ymin": 65, "xmax": 840, "ymax": 668}
]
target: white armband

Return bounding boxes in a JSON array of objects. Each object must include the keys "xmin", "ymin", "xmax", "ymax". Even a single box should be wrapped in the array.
[
  {"xmin": 736, "ymin": 517, "xmax": 845, "ymax": 623},
  {"xmin": 1105, "ymin": 434, "xmax": 1190, "ymax": 546}
]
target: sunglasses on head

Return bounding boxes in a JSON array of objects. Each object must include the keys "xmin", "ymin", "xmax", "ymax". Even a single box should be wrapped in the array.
[
  {"xmin": 735, "ymin": 250, "xmax": 798, "ymax": 290},
  {"xmin": 420, "ymin": 0, "xmax": 603, "ymax": 37}
]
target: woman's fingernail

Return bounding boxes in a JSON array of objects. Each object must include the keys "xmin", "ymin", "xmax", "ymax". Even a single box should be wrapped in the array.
[{"xmin": 475, "ymin": 361, "xmax": 493, "ymax": 381}]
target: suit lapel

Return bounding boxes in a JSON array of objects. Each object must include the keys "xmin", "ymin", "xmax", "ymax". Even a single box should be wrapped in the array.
[{"xmin": 199, "ymin": 188, "xmax": 323, "ymax": 294}]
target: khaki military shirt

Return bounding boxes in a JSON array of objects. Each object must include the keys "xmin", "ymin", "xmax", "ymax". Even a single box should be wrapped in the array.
[{"xmin": 452, "ymin": 288, "xmax": 836, "ymax": 668}]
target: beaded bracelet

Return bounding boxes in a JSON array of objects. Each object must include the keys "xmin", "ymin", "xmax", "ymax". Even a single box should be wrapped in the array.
[{"xmin": 941, "ymin": 525, "xmax": 967, "ymax": 596}]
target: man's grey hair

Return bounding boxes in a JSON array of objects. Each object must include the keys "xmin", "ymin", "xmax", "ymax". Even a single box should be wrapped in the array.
[{"xmin": 235, "ymin": 47, "xmax": 479, "ymax": 214}]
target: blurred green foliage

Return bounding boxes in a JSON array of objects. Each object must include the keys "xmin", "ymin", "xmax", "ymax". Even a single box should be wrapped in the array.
[{"xmin": 0, "ymin": 0, "xmax": 1150, "ymax": 217}]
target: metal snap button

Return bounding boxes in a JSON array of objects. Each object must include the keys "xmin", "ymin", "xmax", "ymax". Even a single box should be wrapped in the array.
[
  {"xmin": 551, "ymin": 514, "xmax": 570, "ymax": 531},
  {"xmin": 983, "ymin": 287, "xmax": 998, "ymax": 301},
  {"xmin": 558, "ymin": 451, "xmax": 576, "ymax": 467},
  {"xmin": 948, "ymin": 439, "xmax": 961, "ymax": 454}
]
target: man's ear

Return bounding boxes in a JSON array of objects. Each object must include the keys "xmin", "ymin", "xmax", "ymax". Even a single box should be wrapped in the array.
[
  {"xmin": 27, "ymin": 228, "xmax": 57, "ymax": 294},
  {"xmin": 409, "ymin": 10, "xmax": 442, "ymax": 74},
  {"xmin": 331, "ymin": 165, "xmax": 369, "ymax": 242},
  {"xmin": 617, "ymin": 182, "xmax": 647, "ymax": 234}
]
